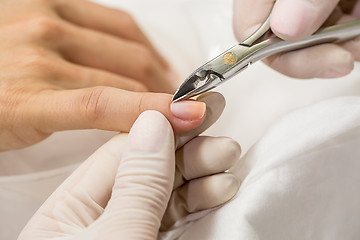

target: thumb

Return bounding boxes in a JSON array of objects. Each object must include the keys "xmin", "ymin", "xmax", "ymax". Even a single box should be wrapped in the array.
[
  {"xmin": 233, "ymin": 0, "xmax": 339, "ymax": 42},
  {"xmin": 97, "ymin": 110, "xmax": 175, "ymax": 239},
  {"xmin": 271, "ymin": 0, "xmax": 339, "ymax": 41}
]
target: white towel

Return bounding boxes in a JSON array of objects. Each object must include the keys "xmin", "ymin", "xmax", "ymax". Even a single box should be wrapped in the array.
[{"xmin": 161, "ymin": 96, "xmax": 360, "ymax": 240}]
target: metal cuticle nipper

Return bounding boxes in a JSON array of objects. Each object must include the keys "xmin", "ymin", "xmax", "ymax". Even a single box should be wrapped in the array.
[{"xmin": 172, "ymin": 16, "xmax": 360, "ymax": 102}]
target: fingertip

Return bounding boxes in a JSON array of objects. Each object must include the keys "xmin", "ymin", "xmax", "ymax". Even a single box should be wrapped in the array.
[
  {"xmin": 175, "ymin": 92, "xmax": 226, "ymax": 147},
  {"xmin": 129, "ymin": 110, "xmax": 173, "ymax": 152},
  {"xmin": 178, "ymin": 136, "xmax": 241, "ymax": 180},
  {"xmin": 196, "ymin": 92, "xmax": 226, "ymax": 118},
  {"xmin": 138, "ymin": 93, "xmax": 207, "ymax": 134},
  {"xmin": 271, "ymin": 0, "xmax": 337, "ymax": 41},
  {"xmin": 221, "ymin": 174, "xmax": 241, "ymax": 200},
  {"xmin": 218, "ymin": 137, "xmax": 242, "ymax": 166},
  {"xmin": 271, "ymin": 0, "xmax": 316, "ymax": 41},
  {"xmin": 190, "ymin": 173, "xmax": 240, "ymax": 211}
]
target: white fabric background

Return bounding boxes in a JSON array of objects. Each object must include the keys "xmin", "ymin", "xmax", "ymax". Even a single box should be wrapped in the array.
[
  {"xmin": 160, "ymin": 96, "xmax": 360, "ymax": 240},
  {"xmin": 0, "ymin": 0, "xmax": 360, "ymax": 239}
]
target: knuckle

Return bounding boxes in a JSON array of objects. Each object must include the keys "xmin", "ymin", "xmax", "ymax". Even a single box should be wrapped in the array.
[
  {"xmin": 27, "ymin": 15, "xmax": 65, "ymax": 40},
  {"xmin": 0, "ymin": 89, "xmax": 17, "ymax": 116},
  {"xmin": 119, "ymin": 11, "xmax": 137, "ymax": 30},
  {"xmin": 19, "ymin": 47, "xmax": 52, "ymax": 72},
  {"xmin": 80, "ymin": 87, "xmax": 109, "ymax": 122},
  {"xmin": 118, "ymin": 11, "xmax": 142, "ymax": 39},
  {"xmin": 137, "ymin": 93, "xmax": 145, "ymax": 116},
  {"xmin": 0, "ymin": 86, "xmax": 33, "ymax": 129}
]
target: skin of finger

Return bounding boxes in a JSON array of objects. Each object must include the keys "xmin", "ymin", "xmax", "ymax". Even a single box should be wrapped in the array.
[
  {"xmin": 161, "ymin": 173, "xmax": 240, "ymax": 231},
  {"xmin": 175, "ymin": 92, "xmax": 226, "ymax": 148},
  {"xmin": 97, "ymin": 111, "xmax": 175, "ymax": 239},
  {"xmin": 233, "ymin": 0, "xmax": 275, "ymax": 41},
  {"xmin": 60, "ymin": 60, "xmax": 148, "ymax": 91},
  {"xmin": 18, "ymin": 134, "xmax": 129, "ymax": 238},
  {"xmin": 0, "ymin": 47, "xmax": 64, "ymax": 150},
  {"xmin": 53, "ymin": 0, "xmax": 170, "ymax": 70},
  {"xmin": 0, "ymin": 32, "xmax": 143, "ymax": 150},
  {"xmin": 173, "ymin": 136, "xmax": 241, "ymax": 189},
  {"xmin": 263, "ymin": 43, "xmax": 354, "ymax": 78},
  {"xmin": 33, "ymin": 87, "xmax": 206, "ymax": 135},
  {"xmin": 271, "ymin": 0, "xmax": 339, "ymax": 41},
  {"xmin": 58, "ymin": 25, "xmax": 174, "ymax": 93},
  {"xmin": 0, "ymin": 91, "xmax": 52, "ymax": 151},
  {"xmin": 2, "ymin": 3, "xmax": 170, "ymax": 90},
  {"xmin": 12, "ymin": 47, "xmax": 148, "ymax": 92}
]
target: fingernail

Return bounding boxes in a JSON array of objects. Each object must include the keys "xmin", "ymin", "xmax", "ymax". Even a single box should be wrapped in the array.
[
  {"xmin": 170, "ymin": 101, "xmax": 206, "ymax": 121},
  {"xmin": 129, "ymin": 110, "xmax": 171, "ymax": 152}
]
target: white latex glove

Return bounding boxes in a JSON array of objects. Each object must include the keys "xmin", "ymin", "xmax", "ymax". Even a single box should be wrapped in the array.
[
  {"xmin": 233, "ymin": 0, "xmax": 360, "ymax": 78},
  {"xmin": 18, "ymin": 92, "xmax": 241, "ymax": 240}
]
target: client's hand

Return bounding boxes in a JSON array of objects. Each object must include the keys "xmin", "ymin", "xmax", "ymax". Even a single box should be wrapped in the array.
[
  {"xmin": 233, "ymin": 0, "xmax": 360, "ymax": 78},
  {"xmin": 0, "ymin": 0, "xmax": 204, "ymax": 151},
  {"xmin": 18, "ymin": 93, "xmax": 241, "ymax": 240}
]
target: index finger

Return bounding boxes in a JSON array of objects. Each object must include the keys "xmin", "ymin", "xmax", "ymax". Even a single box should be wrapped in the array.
[{"xmin": 32, "ymin": 87, "xmax": 206, "ymax": 135}]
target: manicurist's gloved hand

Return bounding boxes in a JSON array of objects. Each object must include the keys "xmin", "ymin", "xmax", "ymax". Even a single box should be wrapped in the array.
[
  {"xmin": 0, "ymin": 0, "xmax": 204, "ymax": 151},
  {"xmin": 18, "ymin": 93, "xmax": 241, "ymax": 240},
  {"xmin": 233, "ymin": 0, "xmax": 360, "ymax": 78}
]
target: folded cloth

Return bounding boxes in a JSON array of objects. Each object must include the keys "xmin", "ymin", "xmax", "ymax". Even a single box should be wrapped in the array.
[{"xmin": 160, "ymin": 96, "xmax": 360, "ymax": 240}]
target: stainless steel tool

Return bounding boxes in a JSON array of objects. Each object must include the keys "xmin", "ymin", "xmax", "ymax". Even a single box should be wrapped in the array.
[{"xmin": 172, "ymin": 17, "xmax": 360, "ymax": 102}]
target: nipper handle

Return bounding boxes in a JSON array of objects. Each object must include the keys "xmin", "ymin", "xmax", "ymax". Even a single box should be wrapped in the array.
[{"xmin": 247, "ymin": 19, "xmax": 360, "ymax": 63}]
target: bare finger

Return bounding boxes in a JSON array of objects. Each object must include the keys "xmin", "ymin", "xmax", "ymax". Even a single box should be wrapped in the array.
[
  {"xmin": 54, "ymin": 0, "xmax": 170, "ymax": 69},
  {"xmin": 58, "ymin": 26, "xmax": 175, "ymax": 93},
  {"xmin": 58, "ymin": 61, "xmax": 148, "ymax": 91},
  {"xmin": 30, "ymin": 87, "xmax": 213, "ymax": 135}
]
